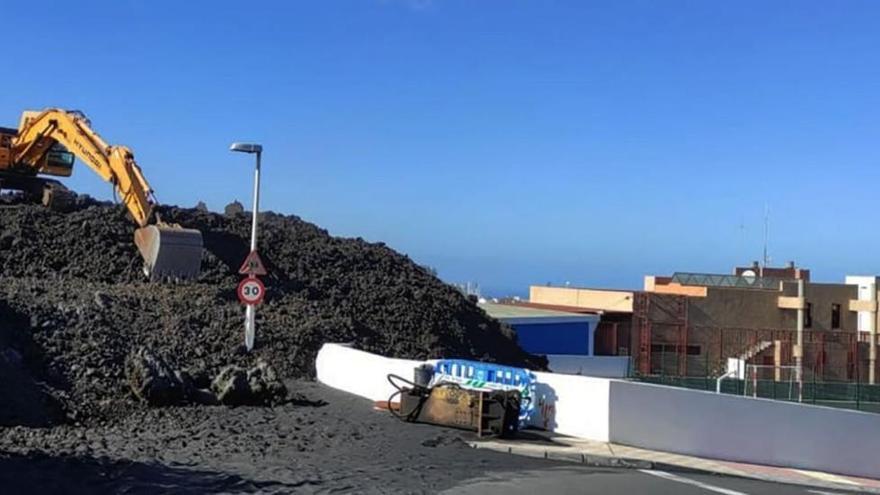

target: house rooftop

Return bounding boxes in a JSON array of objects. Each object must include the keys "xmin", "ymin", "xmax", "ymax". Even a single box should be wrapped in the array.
[{"xmin": 478, "ymin": 302, "xmax": 596, "ymax": 320}]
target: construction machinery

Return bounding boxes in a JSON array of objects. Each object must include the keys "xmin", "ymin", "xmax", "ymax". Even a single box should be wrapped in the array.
[
  {"xmin": 388, "ymin": 374, "xmax": 522, "ymax": 438},
  {"xmin": 0, "ymin": 108, "xmax": 203, "ymax": 280},
  {"xmin": 400, "ymin": 383, "xmax": 521, "ymax": 438}
]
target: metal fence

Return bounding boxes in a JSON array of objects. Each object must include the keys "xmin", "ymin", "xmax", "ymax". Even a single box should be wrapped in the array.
[
  {"xmin": 630, "ymin": 325, "xmax": 878, "ymax": 383},
  {"xmin": 670, "ymin": 272, "xmax": 792, "ymax": 290},
  {"xmin": 633, "ymin": 374, "xmax": 880, "ymax": 413},
  {"xmin": 595, "ymin": 314, "xmax": 880, "ymax": 412}
]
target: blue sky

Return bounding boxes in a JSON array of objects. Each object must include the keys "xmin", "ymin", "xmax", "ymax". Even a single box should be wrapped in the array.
[{"xmin": 4, "ymin": 1, "xmax": 880, "ymax": 295}]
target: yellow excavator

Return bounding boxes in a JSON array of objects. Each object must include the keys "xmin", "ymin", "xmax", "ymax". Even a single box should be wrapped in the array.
[{"xmin": 0, "ymin": 108, "xmax": 203, "ymax": 280}]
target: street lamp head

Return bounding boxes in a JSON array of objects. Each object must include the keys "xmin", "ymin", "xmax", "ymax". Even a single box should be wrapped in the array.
[{"xmin": 230, "ymin": 142, "xmax": 263, "ymax": 154}]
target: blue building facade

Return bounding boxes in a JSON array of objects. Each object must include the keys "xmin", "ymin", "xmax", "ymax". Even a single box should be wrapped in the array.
[
  {"xmin": 511, "ymin": 321, "xmax": 592, "ymax": 355},
  {"xmin": 479, "ymin": 302, "xmax": 600, "ymax": 357}
]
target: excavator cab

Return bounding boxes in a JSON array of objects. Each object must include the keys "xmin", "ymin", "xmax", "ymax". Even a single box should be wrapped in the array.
[
  {"xmin": 38, "ymin": 144, "xmax": 75, "ymax": 176},
  {"xmin": 0, "ymin": 128, "xmax": 15, "ymax": 167}
]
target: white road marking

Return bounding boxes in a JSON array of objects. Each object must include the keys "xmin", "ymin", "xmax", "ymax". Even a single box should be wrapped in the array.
[
  {"xmin": 639, "ymin": 469, "xmax": 749, "ymax": 495},
  {"xmin": 807, "ymin": 490, "xmax": 848, "ymax": 495},
  {"xmin": 794, "ymin": 470, "xmax": 860, "ymax": 486}
]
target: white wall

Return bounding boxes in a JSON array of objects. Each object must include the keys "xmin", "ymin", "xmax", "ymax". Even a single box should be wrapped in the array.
[
  {"xmin": 532, "ymin": 370, "xmax": 610, "ymax": 441},
  {"xmin": 546, "ymin": 355, "xmax": 630, "ymax": 378},
  {"xmin": 845, "ymin": 275, "xmax": 877, "ymax": 333},
  {"xmin": 726, "ymin": 357, "xmax": 745, "ymax": 379},
  {"xmin": 315, "ymin": 344, "xmax": 610, "ymax": 440},
  {"xmin": 315, "ymin": 343, "xmax": 425, "ymax": 402},
  {"xmin": 608, "ymin": 380, "xmax": 880, "ymax": 479}
]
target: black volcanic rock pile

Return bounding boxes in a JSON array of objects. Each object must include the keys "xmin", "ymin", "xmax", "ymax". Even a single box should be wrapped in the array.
[{"xmin": 0, "ymin": 194, "xmax": 540, "ymax": 424}]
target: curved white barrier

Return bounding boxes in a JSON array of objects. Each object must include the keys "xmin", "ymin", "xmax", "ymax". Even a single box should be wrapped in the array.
[{"xmin": 315, "ymin": 343, "xmax": 425, "ymax": 402}]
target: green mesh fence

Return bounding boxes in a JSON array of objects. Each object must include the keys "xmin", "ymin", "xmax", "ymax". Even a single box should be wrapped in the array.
[{"xmin": 633, "ymin": 375, "xmax": 880, "ymax": 414}]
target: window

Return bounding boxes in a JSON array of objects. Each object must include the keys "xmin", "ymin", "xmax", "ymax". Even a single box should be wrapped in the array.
[
  {"xmin": 805, "ymin": 302, "xmax": 812, "ymax": 328},
  {"xmin": 832, "ymin": 303, "xmax": 841, "ymax": 330}
]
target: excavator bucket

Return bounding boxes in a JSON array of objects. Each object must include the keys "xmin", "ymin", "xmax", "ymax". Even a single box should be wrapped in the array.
[{"xmin": 134, "ymin": 224, "xmax": 203, "ymax": 281}]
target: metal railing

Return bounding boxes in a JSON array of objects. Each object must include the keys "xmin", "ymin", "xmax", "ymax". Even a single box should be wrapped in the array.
[
  {"xmin": 633, "ymin": 372, "xmax": 880, "ymax": 414},
  {"xmin": 670, "ymin": 272, "xmax": 792, "ymax": 290}
]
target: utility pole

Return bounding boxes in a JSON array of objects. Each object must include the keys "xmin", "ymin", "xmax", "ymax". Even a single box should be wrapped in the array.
[
  {"xmin": 796, "ymin": 278, "xmax": 804, "ymax": 402},
  {"xmin": 761, "ymin": 204, "xmax": 770, "ymax": 276},
  {"xmin": 872, "ymin": 285, "xmax": 878, "ymax": 385}
]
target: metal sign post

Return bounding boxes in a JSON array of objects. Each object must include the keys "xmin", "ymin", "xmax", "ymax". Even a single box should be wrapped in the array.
[
  {"xmin": 238, "ymin": 250, "xmax": 268, "ymax": 349},
  {"xmin": 230, "ymin": 142, "xmax": 264, "ymax": 351}
]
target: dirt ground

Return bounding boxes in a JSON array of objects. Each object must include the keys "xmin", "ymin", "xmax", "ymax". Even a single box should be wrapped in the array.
[{"xmin": 0, "ymin": 381, "xmax": 566, "ymax": 494}]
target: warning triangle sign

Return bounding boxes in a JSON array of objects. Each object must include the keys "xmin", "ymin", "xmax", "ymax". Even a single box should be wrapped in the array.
[{"xmin": 239, "ymin": 250, "xmax": 268, "ymax": 276}]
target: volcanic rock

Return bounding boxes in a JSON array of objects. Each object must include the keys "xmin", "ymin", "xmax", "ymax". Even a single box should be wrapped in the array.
[
  {"xmin": 211, "ymin": 361, "xmax": 287, "ymax": 406},
  {"xmin": 0, "ymin": 193, "xmax": 541, "ymax": 425},
  {"xmin": 125, "ymin": 348, "xmax": 188, "ymax": 406},
  {"xmin": 224, "ymin": 200, "xmax": 244, "ymax": 216}
]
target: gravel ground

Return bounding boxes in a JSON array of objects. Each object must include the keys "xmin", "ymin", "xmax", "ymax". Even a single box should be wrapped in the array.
[{"xmin": 0, "ymin": 381, "xmax": 566, "ymax": 494}]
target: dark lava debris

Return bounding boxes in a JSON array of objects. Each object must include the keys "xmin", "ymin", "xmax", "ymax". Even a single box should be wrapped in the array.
[{"xmin": 0, "ymin": 193, "xmax": 542, "ymax": 425}]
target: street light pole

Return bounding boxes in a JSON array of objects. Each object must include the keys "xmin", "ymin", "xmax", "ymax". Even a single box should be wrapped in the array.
[
  {"xmin": 244, "ymin": 150, "xmax": 261, "ymax": 350},
  {"xmin": 230, "ymin": 142, "xmax": 264, "ymax": 351},
  {"xmin": 250, "ymin": 150, "xmax": 261, "ymax": 252}
]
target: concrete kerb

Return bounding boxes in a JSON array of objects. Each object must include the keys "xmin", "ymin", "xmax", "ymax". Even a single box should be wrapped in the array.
[
  {"xmin": 468, "ymin": 438, "xmax": 880, "ymax": 494},
  {"xmin": 467, "ymin": 437, "xmax": 653, "ymax": 470}
]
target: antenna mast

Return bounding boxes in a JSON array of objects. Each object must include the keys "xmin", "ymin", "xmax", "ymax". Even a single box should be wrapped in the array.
[{"xmin": 762, "ymin": 204, "xmax": 770, "ymax": 276}]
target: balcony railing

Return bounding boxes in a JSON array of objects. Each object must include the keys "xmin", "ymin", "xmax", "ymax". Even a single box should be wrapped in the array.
[{"xmin": 671, "ymin": 272, "xmax": 792, "ymax": 290}]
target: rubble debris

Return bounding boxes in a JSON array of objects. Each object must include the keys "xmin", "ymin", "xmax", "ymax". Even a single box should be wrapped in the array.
[
  {"xmin": 126, "ymin": 349, "xmax": 288, "ymax": 407},
  {"xmin": 0, "ymin": 193, "xmax": 541, "ymax": 425},
  {"xmin": 246, "ymin": 361, "xmax": 287, "ymax": 405},
  {"xmin": 211, "ymin": 361, "xmax": 287, "ymax": 406},
  {"xmin": 125, "ymin": 348, "xmax": 189, "ymax": 406},
  {"xmin": 224, "ymin": 200, "xmax": 244, "ymax": 216},
  {"xmin": 211, "ymin": 365, "xmax": 248, "ymax": 405}
]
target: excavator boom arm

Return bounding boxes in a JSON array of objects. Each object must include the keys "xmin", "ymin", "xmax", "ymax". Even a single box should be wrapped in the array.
[
  {"xmin": 6, "ymin": 108, "xmax": 203, "ymax": 280},
  {"xmin": 12, "ymin": 109, "xmax": 154, "ymax": 226}
]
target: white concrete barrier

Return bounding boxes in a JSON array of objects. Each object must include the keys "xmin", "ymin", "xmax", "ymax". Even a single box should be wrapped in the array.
[
  {"xmin": 315, "ymin": 343, "xmax": 424, "ymax": 402},
  {"xmin": 531, "ymin": 370, "xmax": 610, "ymax": 441},
  {"xmin": 546, "ymin": 355, "xmax": 630, "ymax": 378},
  {"xmin": 315, "ymin": 344, "xmax": 610, "ymax": 439},
  {"xmin": 608, "ymin": 380, "xmax": 880, "ymax": 479},
  {"xmin": 315, "ymin": 343, "xmax": 880, "ymax": 479}
]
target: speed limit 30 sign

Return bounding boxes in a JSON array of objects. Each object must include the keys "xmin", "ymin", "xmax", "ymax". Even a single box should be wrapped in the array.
[{"xmin": 237, "ymin": 277, "xmax": 266, "ymax": 305}]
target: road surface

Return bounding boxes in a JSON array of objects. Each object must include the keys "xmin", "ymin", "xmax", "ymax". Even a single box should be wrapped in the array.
[{"xmin": 446, "ymin": 465, "xmax": 858, "ymax": 494}]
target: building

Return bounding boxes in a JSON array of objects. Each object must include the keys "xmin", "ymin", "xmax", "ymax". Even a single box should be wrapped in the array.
[
  {"xmin": 528, "ymin": 263, "xmax": 879, "ymax": 383},
  {"xmin": 478, "ymin": 302, "xmax": 599, "ymax": 356},
  {"xmin": 478, "ymin": 301, "xmax": 631, "ymax": 377},
  {"xmin": 845, "ymin": 275, "xmax": 880, "ymax": 335}
]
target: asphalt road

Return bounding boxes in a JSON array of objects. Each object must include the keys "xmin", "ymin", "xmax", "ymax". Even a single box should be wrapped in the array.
[{"xmin": 444, "ymin": 466, "xmax": 857, "ymax": 495}]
